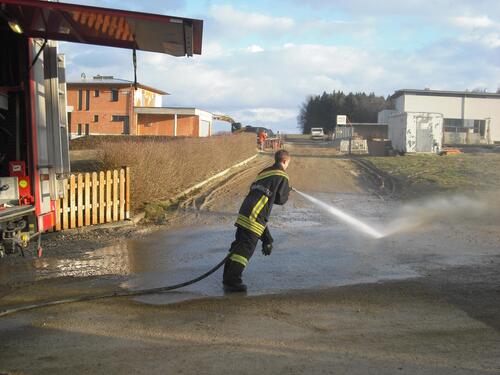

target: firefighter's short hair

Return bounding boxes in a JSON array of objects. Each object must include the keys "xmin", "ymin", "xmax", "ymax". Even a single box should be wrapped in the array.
[{"xmin": 274, "ymin": 149, "xmax": 290, "ymax": 163}]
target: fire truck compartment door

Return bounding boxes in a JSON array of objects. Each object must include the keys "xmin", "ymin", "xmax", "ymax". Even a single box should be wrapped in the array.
[
  {"xmin": 0, "ymin": 0, "xmax": 203, "ymax": 56},
  {"xmin": 0, "ymin": 177, "xmax": 19, "ymax": 205},
  {"xmin": 42, "ymin": 43, "xmax": 70, "ymax": 178}
]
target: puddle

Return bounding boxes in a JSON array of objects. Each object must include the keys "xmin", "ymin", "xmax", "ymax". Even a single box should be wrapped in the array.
[{"xmin": 1, "ymin": 192, "xmax": 497, "ymax": 306}]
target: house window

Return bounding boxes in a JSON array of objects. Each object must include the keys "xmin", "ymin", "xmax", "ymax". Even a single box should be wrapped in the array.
[
  {"xmin": 474, "ymin": 120, "xmax": 486, "ymax": 137},
  {"xmin": 94, "ymin": 89, "xmax": 99, "ymax": 97},
  {"xmin": 111, "ymin": 88, "xmax": 119, "ymax": 102},
  {"xmin": 443, "ymin": 118, "xmax": 464, "ymax": 132},
  {"xmin": 78, "ymin": 89, "xmax": 82, "ymax": 110},
  {"xmin": 94, "ymin": 115, "xmax": 99, "ymax": 122},
  {"xmin": 85, "ymin": 124, "xmax": 90, "ymax": 135},
  {"xmin": 112, "ymin": 115, "xmax": 126, "ymax": 122},
  {"xmin": 444, "ymin": 118, "xmax": 486, "ymax": 137},
  {"xmin": 85, "ymin": 90, "xmax": 90, "ymax": 110},
  {"xmin": 77, "ymin": 123, "xmax": 82, "ymax": 135}
]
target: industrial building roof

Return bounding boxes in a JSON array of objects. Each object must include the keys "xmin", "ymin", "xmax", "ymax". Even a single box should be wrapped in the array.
[
  {"xmin": 392, "ymin": 89, "xmax": 500, "ymax": 99},
  {"xmin": 67, "ymin": 76, "xmax": 168, "ymax": 95}
]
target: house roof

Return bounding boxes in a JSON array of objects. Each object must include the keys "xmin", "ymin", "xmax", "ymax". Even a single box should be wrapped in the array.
[
  {"xmin": 391, "ymin": 89, "xmax": 500, "ymax": 100},
  {"xmin": 0, "ymin": 0, "xmax": 202, "ymax": 56},
  {"xmin": 67, "ymin": 76, "xmax": 168, "ymax": 95}
]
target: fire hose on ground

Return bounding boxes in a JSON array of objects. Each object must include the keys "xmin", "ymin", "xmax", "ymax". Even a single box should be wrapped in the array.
[
  {"xmin": 1, "ymin": 186, "xmax": 384, "ymax": 318},
  {"xmin": 0, "ymin": 187, "xmax": 295, "ymax": 317},
  {"xmin": 0, "ymin": 253, "xmax": 231, "ymax": 318}
]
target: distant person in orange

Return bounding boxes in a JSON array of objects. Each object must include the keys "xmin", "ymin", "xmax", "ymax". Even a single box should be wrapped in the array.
[{"xmin": 258, "ymin": 130, "xmax": 267, "ymax": 151}]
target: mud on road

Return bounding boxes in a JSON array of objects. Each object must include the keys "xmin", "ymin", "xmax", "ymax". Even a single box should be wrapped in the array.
[{"xmin": 1, "ymin": 141, "xmax": 500, "ymax": 374}]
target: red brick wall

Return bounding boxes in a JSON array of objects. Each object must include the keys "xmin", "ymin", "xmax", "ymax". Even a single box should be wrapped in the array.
[
  {"xmin": 137, "ymin": 114, "xmax": 175, "ymax": 135},
  {"xmin": 137, "ymin": 114, "xmax": 200, "ymax": 136},
  {"xmin": 67, "ymin": 85, "xmax": 134, "ymax": 135}
]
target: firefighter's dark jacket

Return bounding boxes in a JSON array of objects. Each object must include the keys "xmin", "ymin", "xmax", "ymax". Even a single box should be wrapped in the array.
[{"xmin": 235, "ymin": 163, "xmax": 290, "ymax": 242}]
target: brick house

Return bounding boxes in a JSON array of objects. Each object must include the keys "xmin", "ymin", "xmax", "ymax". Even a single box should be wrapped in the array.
[{"xmin": 67, "ymin": 75, "xmax": 213, "ymax": 137}]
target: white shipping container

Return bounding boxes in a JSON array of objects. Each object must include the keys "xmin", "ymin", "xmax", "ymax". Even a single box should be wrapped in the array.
[{"xmin": 388, "ymin": 112, "xmax": 443, "ymax": 153}]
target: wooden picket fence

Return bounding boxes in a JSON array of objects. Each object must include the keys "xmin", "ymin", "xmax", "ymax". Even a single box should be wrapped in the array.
[{"xmin": 54, "ymin": 167, "xmax": 130, "ymax": 231}]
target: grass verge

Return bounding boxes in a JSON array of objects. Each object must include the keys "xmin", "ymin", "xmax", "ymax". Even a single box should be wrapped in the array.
[{"xmin": 365, "ymin": 153, "xmax": 500, "ymax": 198}]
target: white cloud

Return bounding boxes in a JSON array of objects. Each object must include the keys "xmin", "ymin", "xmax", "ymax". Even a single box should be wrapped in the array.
[
  {"xmin": 451, "ymin": 15, "xmax": 495, "ymax": 29},
  {"xmin": 209, "ymin": 5, "xmax": 294, "ymax": 33},
  {"xmin": 60, "ymin": 4, "xmax": 500, "ymax": 133},
  {"xmin": 302, "ymin": 18, "xmax": 375, "ymax": 39},
  {"xmin": 459, "ymin": 32, "xmax": 500, "ymax": 48},
  {"xmin": 246, "ymin": 45, "xmax": 264, "ymax": 53},
  {"xmin": 63, "ymin": 38, "xmax": 499, "ymax": 126},
  {"xmin": 289, "ymin": 0, "xmax": 500, "ymax": 19},
  {"xmin": 231, "ymin": 108, "xmax": 297, "ymax": 123},
  {"xmin": 449, "ymin": 15, "xmax": 500, "ymax": 49}
]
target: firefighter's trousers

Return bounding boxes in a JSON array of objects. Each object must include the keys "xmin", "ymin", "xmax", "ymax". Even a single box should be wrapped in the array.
[{"xmin": 223, "ymin": 227, "xmax": 259, "ymax": 285}]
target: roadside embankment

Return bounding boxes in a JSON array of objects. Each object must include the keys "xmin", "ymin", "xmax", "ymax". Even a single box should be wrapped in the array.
[
  {"xmin": 70, "ymin": 134, "xmax": 257, "ymax": 211},
  {"xmin": 365, "ymin": 154, "xmax": 500, "ymax": 198}
]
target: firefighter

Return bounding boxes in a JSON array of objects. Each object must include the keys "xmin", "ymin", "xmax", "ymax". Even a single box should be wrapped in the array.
[
  {"xmin": 223, "ymin": 149, "xmax": 292, "ymax": 292},
  {"xmin": 258, "ymin": 130, "xmax": 267, "ymax": 151}
]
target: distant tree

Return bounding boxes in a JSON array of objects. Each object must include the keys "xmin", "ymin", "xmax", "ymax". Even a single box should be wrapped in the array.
[{"xmin": 298, "ymin": 91, "xmax": 393, "ymax": 134}]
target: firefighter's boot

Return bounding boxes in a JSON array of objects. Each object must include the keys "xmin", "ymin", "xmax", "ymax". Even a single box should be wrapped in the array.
[{"xmin": 223, "ymin": 256, "xmax": 248, "ymax": 292}]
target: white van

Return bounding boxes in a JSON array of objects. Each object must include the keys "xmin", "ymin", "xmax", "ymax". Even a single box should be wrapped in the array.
[{"xmin": 311, "ymin": 128, "xmax": 325, "ymax": 140}]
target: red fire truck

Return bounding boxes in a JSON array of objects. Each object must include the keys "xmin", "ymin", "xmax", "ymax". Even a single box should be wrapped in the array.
[{"xmin": 0, "ymin": 0, "xmax": 203, "ymax": 257}]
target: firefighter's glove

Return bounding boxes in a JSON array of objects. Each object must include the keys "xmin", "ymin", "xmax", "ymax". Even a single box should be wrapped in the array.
[{"xmin": 262, "ymin": 242, "xmax": 273, "ymax": 256}]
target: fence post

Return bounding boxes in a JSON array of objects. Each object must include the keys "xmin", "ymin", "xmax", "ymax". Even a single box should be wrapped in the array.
[
  {"xmin": 62, "ymin": 179, "xmax": 69, "ymax": 230},
  {"xmin": 125, "ymin": 167, "xmax": 130, "ymax": 219},
  {"xmin": 106, "ymin": 170, "xmax": 112, "ymax": 222},
  {"xmin": 92, "ymin": 172, "xmax": 98, "ymax": 225},
  {"xmin": 69, "ymin": 175, "xmax": 76, "ymax": 229},
  {"xmin": 99, "ymin": 171, "xmax": 105, "ymax": 224},
  {"xmin": 113, "ymin": 169, "xmax": 119, "ymax": 221},
  {"xmin": 77, "ymin": 173, "xmax": 84, "ymax": 227},
  {"xmin": 119, "ymin": 168, "xmax": 125, "ymax": 220},
  {"xmin": 84, "ymin": 173, "xmax": 91, "ymax": 226}
]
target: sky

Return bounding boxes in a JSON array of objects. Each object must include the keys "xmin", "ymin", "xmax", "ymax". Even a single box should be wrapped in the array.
[{"xmin": 60, "ymin": 0, "xmax": 500, "ymax": 133}]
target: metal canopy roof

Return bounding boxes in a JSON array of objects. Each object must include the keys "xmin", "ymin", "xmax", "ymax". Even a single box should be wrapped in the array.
[{"xmin": 0, "ymin": 0, "xmax": 203, "ymax": 56}]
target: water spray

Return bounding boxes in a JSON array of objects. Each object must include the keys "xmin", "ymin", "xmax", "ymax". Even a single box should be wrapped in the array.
[{"xmin": 291, "ymin": 187, "xmax": 384, "ymax": 239}]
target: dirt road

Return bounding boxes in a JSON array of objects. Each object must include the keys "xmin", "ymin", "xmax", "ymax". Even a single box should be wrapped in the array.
[{"xmin": 1, "ymin": 141, "xmax": 499, "ymax": 374}]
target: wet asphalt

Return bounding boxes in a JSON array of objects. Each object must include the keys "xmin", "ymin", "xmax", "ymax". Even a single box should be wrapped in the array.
[{"xmin": 2, "ymin": 190, "xmax": 496, "ymax": 306}]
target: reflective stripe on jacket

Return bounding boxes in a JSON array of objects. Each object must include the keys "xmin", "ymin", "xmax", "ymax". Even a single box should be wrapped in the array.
[{"xmin": 235, "ymin": 163, "xmax": 290, "ymax": 237}]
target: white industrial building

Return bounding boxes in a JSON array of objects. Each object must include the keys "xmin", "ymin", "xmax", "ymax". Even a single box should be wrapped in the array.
[{"xmin": 380, "ymin": 89, "xmax": 500, "ymax": 152}]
